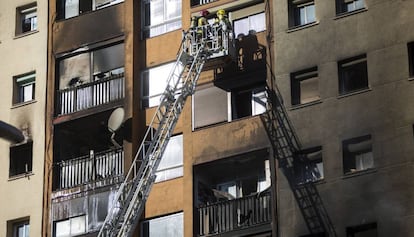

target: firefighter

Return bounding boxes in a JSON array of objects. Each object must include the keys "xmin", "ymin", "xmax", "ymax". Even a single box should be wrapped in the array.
[{"xmin": 215, "ymin": 9, "xmax": 232, "ymax": 32}]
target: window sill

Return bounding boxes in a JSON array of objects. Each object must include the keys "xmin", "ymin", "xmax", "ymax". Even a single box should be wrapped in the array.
[
  {"xmin": 334, "ymin": 8, "xmax": 367, "ymax": 20},
  {"xmin": 298, "ymin": 178, "xmax": 326, "ymax": 186},
  {"xmin": 286, "ymin": 21, "xmax": 319, "ymax": 33},
  {"xmin": 290, "ymin": 99, "xmax": 322, "ymax": 110},
  {"xmin": 11, "ymin": 100, "xmax": 37, "ymax": 109},
  {"xmin": 14, "ymin": 30, "xmax": 39, "ymax": 39},
  {"xmin": 8, "ymin": 172, "xmax": 34, "ymax": 181},
  {"xmin": 408, "ymin": 77, "xmax": 414, "ymax": 81},
  {"xmin": 342, "ymin": 168, "xmax": 376, "ymax": 179},
  {"xmin": 337, "ymin": 88, "xmax": 371, "ymax": 99}
]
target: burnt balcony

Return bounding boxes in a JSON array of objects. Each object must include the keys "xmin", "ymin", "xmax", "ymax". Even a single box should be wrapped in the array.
[
  {"xmin": 53, "ymin": 148, "xmax": 124, "ymax": 190},
  {"xmin": 197, "ymin": 191, "xmax": 271, "ymax": 236},
  {"xmin": 56, "ymin": 73, "xmax": 124, "ymax": 116}
]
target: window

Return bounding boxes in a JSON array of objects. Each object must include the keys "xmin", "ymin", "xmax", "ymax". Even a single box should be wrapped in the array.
[
  {"xmin": 347, "ymin": 222, "xmax": 377, "ymax": 237},
  {"xmin": 296, "ymin": 146, "xmax": 323, "ymax": 183},
  {"xmin": 142, "ymin": 62, "xmax": 182, "ymax": 108},
  {"xmin": 233, "ymin": 12, "xmax": 266, "ymax": 37},
  {"xmin": 193, "ymin": 85, "xmax": 266, "ymax": 129},
  {"xmin": 142, "ymin": 0, "xmax": 182, "ymax": 38},
  {"xmin": 9, "ymin": 142, "xmax": 33, "ymax": 177},
  {"xmin": 57, "ymin": 0, "xmax": 124, "ymax": 19},
  {"xmin": 336, "ymin": 0, "xmax": 365, "ymax": 15},
  {"xmin": 54, "ymin": 215, "xmax": 87, "ymax": 237},
  {"xmin": 16, "ymin": 3, "xmax": 37, "ymax": 35},
  {"xmin": 408, "ymin": 42, "xmax": 414, "ymax": 77},
  {"xmin": 291, "ymin": 67, "xmax": 319, "ymax": 105},
  {"xmin": 7, "ymin": 217, "xmax": 30, "ymax": 237},
  {"xmin": 343, "ymin": 134, "xmax": 373, "ymax": 174},
  {"xmin": 141, "ymin": 212, "xmax": 183, "ymax": 237},
  {"xmin": 190, "ymin": 0, "xmax": 215, "ymax": 7},
  {"xmin": 13, "ymin": 72, "xmax": 35, "ymax": 105},
  {"xmin": 289, "ymin": 0, "xmax": 316, "ymax": 28},
  {"xmin": 338, "ymin": 54, "xmax": 368, "ymax": 95},
  {"xmin": 155, "ymin": 134, "xmax": 183, "ymax": 182}
]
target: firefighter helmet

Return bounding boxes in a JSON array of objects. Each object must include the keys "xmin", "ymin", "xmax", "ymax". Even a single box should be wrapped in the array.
[
  {"xmin": 200, "ymin": 10, "xmax": 209, "ymax": 16},
  {"xmin": 217, "ymin": 9, "xmax": 226, "ymax": 16}
]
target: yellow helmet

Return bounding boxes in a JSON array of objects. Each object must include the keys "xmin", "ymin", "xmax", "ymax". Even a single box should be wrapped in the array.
[{"xmin": 217, "ymin": 9, "xmax": 226, "ymax": 16}]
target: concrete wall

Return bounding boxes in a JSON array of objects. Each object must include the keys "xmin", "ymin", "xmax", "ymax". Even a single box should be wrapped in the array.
[
  {"xmin": 273, "ymin": 0, "xmax": 414, "ymax": 236},
  {"xmin": 0, "ymin": 0, "xmax": 48, "ymax": 236}
]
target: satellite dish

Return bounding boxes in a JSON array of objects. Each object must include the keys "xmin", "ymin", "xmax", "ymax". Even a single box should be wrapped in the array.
[{"xmin": 108, "ymin": 107, "xmax": 125, "ymax": 133}]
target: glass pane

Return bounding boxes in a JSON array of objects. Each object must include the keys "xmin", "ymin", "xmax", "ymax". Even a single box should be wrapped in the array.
[
  {"xmin": 158, "ymin": 135, "xmax": 183, "ymax": 170},
  {"xmin": 356, "ymin": 152, "xmax": 373, "ymax": 170},
  {"xmin": 316, "ymin": 162, "xmax": 324, "ymax": 179},
  {"xmin": 300, "ymin": 76, "xmax": 319, "ymax": 104},
  {"xmin": 93, "ymin": 43, "xmax": 125, "ymax": 75},
  {"xmin": 23, "ymin": 84, "xmax": 34, "ymax": 102},
  {"xmin": 193, "ymin": 86, "xmax": 228, "ymax": 128},
  {"xmin": 234, "ymin": 18, "xmax": 249, "ymax": 37},
  {"xmin": 147, "ymin": 213, "xmax": 183, "ymax": 237},
  {"xmin": 70, "ymin": 216, "xmax": 86, "ymax": 235},
  {"xmin": 59, "ymin": 53, "xmax": 91, "ymax": 89},
  {"xmin": 65, "ymin": 0, "xmax": 79, "ymax": 18},
  {"xmin": 166, "ymin": 0, "xmax": 181, "ymax": 20},
  {"xmin": 299, "ymin": 7, "xmax": 306, "ymax": 25},
  {"xmin": 355, "ymin": 0, "xmax": 364, "ymax": 10},
  {"xmin": 252, "ymin": 90, "xmax": 266, "ymax": 115},
  {"xmin": 150, "ymin": 0, "xmax": 164, "ymax": 25},
  {"xmin": 306, "ymin": 4, "xmax": 315, "ymax": 23},
  {"xmin": 55, "ymin": 220, "xmax": 71, "ymax": 237},
  {"xmin": 145, "ymin": 63, "xmax": 175, "ymax": 107},
  {"xmin": 249, "ymin": 13, "xmax": 266, "ymax": 33}
]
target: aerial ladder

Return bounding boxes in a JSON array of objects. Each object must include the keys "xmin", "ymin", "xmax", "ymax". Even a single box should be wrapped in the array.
[
  {"xmin": 261, "ymin": 84, "xmax": 337, "ymax": 236},
  {"xmin": 97, "ymin": 24, "xmax": 230, "ymax": 237}
]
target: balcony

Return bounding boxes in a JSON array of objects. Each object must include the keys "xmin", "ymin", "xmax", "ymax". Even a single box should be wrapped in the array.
[
  {"xmin": 53, "ymin": 148, "xmax": 124, "ymax": 190},
  {"xmin": 197, "ymin": 191, "xmax": 271, "ymax": 236},
  {"xmin": 56, "ymin": 73, "xmax": 124, "ymax": 116}
]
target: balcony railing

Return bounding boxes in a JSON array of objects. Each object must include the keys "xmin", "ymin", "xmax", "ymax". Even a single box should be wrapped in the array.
[
  {"xmin": 197, "ymin": 191, "xmax": 271, "ymax": 236},
  {"xmin": 190, "ymin": 0, "xmax": 216, "ymax": 7},
  {"xmin": 54, "ymin": 148, "xmax": 124, "ymax": 190},
  {"xmin": 56, "ymin": 74, "xmax": 124, "ymax": 116}
]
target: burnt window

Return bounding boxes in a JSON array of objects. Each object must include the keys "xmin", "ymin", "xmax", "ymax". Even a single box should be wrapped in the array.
[
  {"xmin": 338, "ymin": 54, "xmax": 368, "ymax": 95},
  {"xmin": 296, "ymin": 146, "xmax": 324, "ymax": 184},
  {"xmin": 16, "ymin": 3, "xmax": 37, "ymax": 35},
  {"xmin": 7, "ymin": 217, "xmax": 30, "ymax": 237},
  {"xmin": 408, "ymin": 42, "xmax": 414, "ymax": 77},
  {"xmin": 343, "ymin": 134, "xmax": 373, "ymax": 174},
  {"xmin": 232, "ymin": 87, "xmax": 266, "ymax": 120},
  {"xmin": 9, "ymin": 142, "xmax": 33, "ymax": 177},
  {"xmin": 288, "ymin": 0, "xmax": 316, "ymax": 28},
  {"xmin": 57, "ymin": 0, "xmax": 124, "ymax": 19},
  {"xmin": 347, "ymin": 222, "xmax": 377, "ymax": 237},
  {"xmin": 336, "ymin": 0, "xmax": 365, "ymax": 15},
  {"xmin": 291, "ymin": 67, "xmax": 319, "ymax": 105}
]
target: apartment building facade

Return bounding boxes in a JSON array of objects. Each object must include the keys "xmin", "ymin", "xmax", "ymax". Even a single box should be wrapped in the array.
[
  {"xmin": 44, "ymin": 0, "xmax": 414, "ymax": 236},
  {"xmin": 0, "ymin": 0, "xmax": 48, "ymax": 237}
]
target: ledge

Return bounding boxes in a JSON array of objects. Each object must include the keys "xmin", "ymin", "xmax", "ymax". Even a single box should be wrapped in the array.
[
  {"xmin": 408, "ymin": 77, "xmax": 414, "ymax": 81},
  {"xmin": 289, "ymin": 100, "xmax": 322, "ymax": 111},
  {"xmin": 334, "ymin": 8, "xmax": 367, "ymax": 20},
  {"xmin": 342, "ymin": 168, "xmax": 377, "ymax": 179},
  {"xmin": 337, "ymin": 88, "xmax": 371, "ymax": 99},
  {"xmin": 286, "ymin": 21, "xmax": 319, "ymax": 33},
  {"xmin": 14, "ymin": 30, "xmax": 39, "ymax": 39},
  {"xmin": 11, "ymin": 100, "xmax": 37, "ymax": 109},
  {"xmin": 8, "ymin": 172, "xmax": 34, "ymax": 181}
]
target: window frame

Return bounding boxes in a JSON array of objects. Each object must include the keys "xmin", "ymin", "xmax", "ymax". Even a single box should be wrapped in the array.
[
  {"xmin": 9, "ymin": 141, "xmax": 33, "ymax": 178},
  {"xmin": 233, "ymin": 12, "xmax": 266, "ymax": 37},
  {"xmin": 142, "ymin": 0, "xmax": 182, "ymax": 38},
  {"xmin": 155, "ymin": 134, "xmax": 184, "ymax": 183},
  {"xmin": 57, "ymin": 0, "xmax": 124, "ymax": 20},
  {"xmin": 289, "ymin": 0, "xmax": 316, "ymax": 28},
  {"xmin": 291, "ymin": 67, "xmax": 319, "ymax": 106},
  {"xmin": 338, "ymin": 54, "xmax": 369, "ymax": 95},
  {"xmin": 295, "ymin": 146, "xmax": 324, "ymax": 184},
  {"xmin": 53, "ymin": 215, "xmax": 87, "ymax": 237},
  {"xmin": 13, "ymin": 72, "xmax": 36, "ymax": 105},
  {"xmin": 7, "ymin": 217, "xmax": 30, "ymax": 237},
  {"xmin": 16, "ymin": 3, "xmax": 38, "ymax": 36},
  {"xmin": 342, "ymin": 134, "xmax": 374, "ymax": 174},
  {"xmin": 408, "ymin": 42, "xmax": 414, "ymax": 78},
  {"xmin": 141, "ymin": 212, "xmax": 184, "ymax": 237},
  {"xmin": 346, "ymin": 222, "xmax": 377, "ymax": 237},
  {"xmin": 336, "ymin": 0, "xmax": 365, "ymax": 15}
]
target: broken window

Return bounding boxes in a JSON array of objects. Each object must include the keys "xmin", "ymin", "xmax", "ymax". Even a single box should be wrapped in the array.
[
  {"xmin": 193, "ymin": 85, "xmax": 228, "ymax": 129},
  {"xmin": 346, "ymin": 222, "xmax": 377, "ymax": 237},
  {"xmin": 13, "ymin": 72, "xmax": 35, "ymax": 105},
  {"xmin": 16, "ymin": 3, "xmax": 37, "ymax": 35},
  {"xmin": 289, "ymin": 0, "xmax": 316, "ymax": 28},
  {"xmin": 295, "ymin": 146, "xmax": 324, "ymax": 183},
  {"xmin": 141, "ymin": 212, "xmax": 183, "ymax": 237},
  {"xmin": 291, "ymin": 67, "xmax": 319, "ymax": 106},
  {"xmin": 155, "ymin": 134, "xmax": 183, "ymax": 182},
  {"xmin": 9, "ymin": 141, "xmax": 33, "ymax": 177},
  {"xmin": 338, "ymin": 54, "xmax": 368, "ymax": 95},
  {"xmin": 336, "ymin": 0, "xmax": 365, "ymax": 15},
  {"xmin": 408, "ymin": 42, "xmax": 414, "ymax": 78},
  {"xmin": 142, "ymin": 62, "xmax": 182, "ymax": 108},
  {"xmin": 232, "ymin": 87, "xmax": 266, "ymax": 120},
  {"xmin": 54, "ymin": 215, "xmax": 87, "ymax": 237},
  {"xmin": 233, "ymin": 12, "xmax": 266, "ymax": 37},
  {"xmin": 57, "ymin": 0, "xmax": 124, "ymax": 19},
  {"xmin": 142, "ymin": 0, "xmax": 182, "ymax": 38},
  {"xmin": 343, "ymin": 134, "xmax": 373, "ymax": 174},
  {"xmin": 7, "ymin": 217, "xmax": 30, "ymax": 237}
]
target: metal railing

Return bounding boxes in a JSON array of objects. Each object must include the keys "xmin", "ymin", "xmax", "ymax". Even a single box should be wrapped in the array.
[
  {"xmin": 198, "ymin": 191, "xmax": 271, "ymax": 236},
  {"xmin": 56, "ymin": 73, "xmax": 124, "ymax": 116},
  {"xmin": 55, "ymin": 148, "xmax": 124, "ymax": 190}
]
